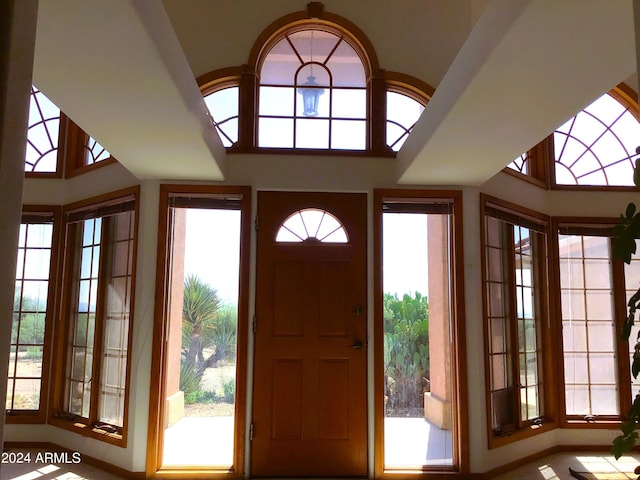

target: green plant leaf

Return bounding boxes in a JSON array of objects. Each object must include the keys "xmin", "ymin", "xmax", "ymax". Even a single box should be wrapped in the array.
[{"xmin": 627, "ymin": 202, "xmax": 637, "ymax": 219}]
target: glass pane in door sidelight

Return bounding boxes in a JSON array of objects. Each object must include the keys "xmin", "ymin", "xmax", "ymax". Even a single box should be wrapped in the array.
[
  {"xmin": 382, "ymin": 209, "xmax": 454, "ymax": 467},
  {"xmin": 162, "ymin": 207, "xmax": 241, "ymax": 468}
]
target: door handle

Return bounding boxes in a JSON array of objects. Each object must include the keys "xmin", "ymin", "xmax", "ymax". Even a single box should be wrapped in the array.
[{"xmin": 351, "ymin": 340, "xmax": 363, "ymax": 350}]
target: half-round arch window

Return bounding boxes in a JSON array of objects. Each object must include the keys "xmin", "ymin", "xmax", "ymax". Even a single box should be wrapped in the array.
[
  {"xmin": 276, "ymin": 208, "xmax": 348, "ymax": 243},
  {"xmin": 258, "ymin": 28, "xmax": 367, "ymax": 150},
  {"xmin": 554, "ymin": 92, "xmax": 640, "ymax": 186}
]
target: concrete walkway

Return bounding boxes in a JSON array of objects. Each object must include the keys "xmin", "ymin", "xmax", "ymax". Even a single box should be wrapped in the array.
[{"xmin": 162, "ymin": 415, "xmax": 453, "ymax": 468}]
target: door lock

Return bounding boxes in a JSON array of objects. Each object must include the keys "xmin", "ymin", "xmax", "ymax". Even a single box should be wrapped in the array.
[{"xmin": 353, "ymin": 305, "xmax": 363, "ymax": 315}]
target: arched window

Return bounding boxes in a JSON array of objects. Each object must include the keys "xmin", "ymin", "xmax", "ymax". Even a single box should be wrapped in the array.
[
  {"xmin": 204, "ymin": 85, "xmax": 239, "ymax": 148},
  {"xmin": 85, "ymin": 137, "xmax": 111, "ymax": 165},
  {"xmin": 198, "ymin": 5, "xmax": 432, "ymax": 157},
  {"xmin": 503, "ymin": 88, "xmax": 639, "ymax": 188},
  {"xmin": 553, "ymin": 92, "xmax": 640, "ymax": 187},
  {"xmin": 276, "ymin": 208, "xmax": 348, "ymax": 243},
  {"xmin": 25, "ymin": 86, "xmax": 62, "ymax": 174},
  {"xmin": 258, "ymin": 28, "xmax": 367, "ymax": 150},
  {"xmin": 386, "ymin": 91, "xmax": 426, "ymax": 152},
  {"xmin": 507, "ymin": 153, "xmax": 529, "ymax": 176}
]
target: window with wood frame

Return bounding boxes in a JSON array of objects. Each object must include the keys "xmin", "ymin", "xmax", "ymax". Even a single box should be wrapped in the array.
[
  {"xmin": 481, "ymin": 198, "xmax": 554, "ymax": 445},
  {"xmin": 24, "ymin": 86, "xmax": 64, "ymax": 175},
  {"xmin": 145, "ymin": 185, "xmax": 250, "ymax": 474},
  {"xmin": 386, "ymin": 90, "xmax": 426, "ymax": 152},
  {"xmin": 555, "ymin": 221, "xmax": 634, "ymax": 424},
  {"xmin": 258, "ymin": 27, "xmax": 367, "ymax": 150},
  {"xmin": 6, "ymin": 208, "xmax": 59, "ymax": 422},
  {"xmin": 50, "ymin": 188, "xmax": 138, "ymax": 444},
  {"xmin": 197, "ymin": 4, "xmax": 432, "ymax": 156},
  {"xmin": 204, "ymin": 85, "xmax": 239, "ymax": 148},
  {"xmin": 25, "ymin": 85, "xmax": 116, "ymax": 178},
  {"xmin": 373, "ymin": 189, "xmax": 467, "ymax": 475},
  {"xmin": 504, "ymin": 86, "xmax": 639, "ymax": 189}
]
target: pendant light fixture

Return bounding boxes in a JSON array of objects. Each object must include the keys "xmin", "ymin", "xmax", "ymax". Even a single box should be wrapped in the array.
[{"xmin": 297, "ymin": 30, "xmax": 325, "ymax": 117}]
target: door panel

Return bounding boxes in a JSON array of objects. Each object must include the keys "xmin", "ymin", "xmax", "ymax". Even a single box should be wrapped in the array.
[{"xmin": 252, "ymin": 191, "xmax": 367, "ymax": 477}]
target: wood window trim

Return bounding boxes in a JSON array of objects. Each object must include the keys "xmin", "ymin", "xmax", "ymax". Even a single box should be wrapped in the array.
[
  {"xmin": 24, "ymin": 112, "xmax": 67, "ymax": 179},
  {"xmin": 548, "ymin": 84, "xmax": 640, "ymax": 191},
  {"xmin": 145, "ymin": 184, "xmax": 251, "ymax": 477},
  {"xmin": 479, "ymin": 195, "xmax": 558, "ymax": 449},
  {"xmin": 551, "ymin": 216, "xmax": 633, "ymax": 427},
  {"xmin": 63, "ymin": 118, "xmax": 117, "ymax": 178},
  {"xmin": 48, "ymin": 186, "xmax": 139, "ymax": 447},
  {"xmin": 373, "ymin": 188, "xmax": 469, "ymax": 477},
  {"xmin": 5, "ymin": 205, "xmax": 61, "ymax": 424},
  {"xmin": 196, "ymin": 5, "xmax": 440, "ymax": 158},
  {"xmin": 502, "ymin": 137, "xmax": 552, "ymax": 189}
]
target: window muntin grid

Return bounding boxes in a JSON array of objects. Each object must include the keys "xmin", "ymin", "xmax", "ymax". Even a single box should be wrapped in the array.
[
  {"xmin": 554, "ymin": 93, "xmax": 640, "ymax": 186},
  {"xmin": 204, "ymin": 86, "xmax": 239, "ymax": 147},
  {"xmin": 624, "ymin": 257, "xmax": 640, "ymax": 397},
  {"xmin": 276, "ymin": 208, "xmax": 348, "ymax": 243},
  {"xmin": 386, "ymin": 91, "xmax": 425, "ymax": 152},
  {"xmin": 8, "ymin": 219, "xmax": 54, "ymax": 412},
  {"xmin": 25, "ymin": 86, "xmax": 61, "ymax": 173},
  {"xmin": 64, "ymin": 202, "xmax": 136, "ymax": 432},
  {"xmin": 507, "ymin": 153, "xmax": 529, "ymax": 176},
  {"xmin": 484, "ymin": 215, "xmax": 544, "ymax": 435},
  {"xmin": 85, "ymin": 137, "xmax": 111, "ymax": 165},
  {"xmin": 258, "ymin": 29, "xmax": 366, "ymax": 150},
  {"xmin": 559, "ymin": 234, "xmax": 618, "ymax": 416}
]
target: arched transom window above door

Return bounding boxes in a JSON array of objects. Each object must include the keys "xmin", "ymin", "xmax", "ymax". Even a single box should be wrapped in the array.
[{"xmin": 276, "ymin": 208, "xmax": 348, "ymax": 243}]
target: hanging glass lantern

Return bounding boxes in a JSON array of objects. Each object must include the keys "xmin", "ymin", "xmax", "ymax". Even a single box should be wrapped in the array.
[{"xmin": 298, "ymin": 75, "xmax": 325, "ymax": 117}]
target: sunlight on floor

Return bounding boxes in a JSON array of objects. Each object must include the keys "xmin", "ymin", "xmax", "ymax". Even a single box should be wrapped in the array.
[{"xmin": 538, "ymin": 463, "xmax": 560, "ymax": 479}]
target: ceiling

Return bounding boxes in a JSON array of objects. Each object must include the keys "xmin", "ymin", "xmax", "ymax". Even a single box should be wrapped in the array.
[{"xmin": 31, "ymin": 0, "xmax": 636, "ymax": 184}]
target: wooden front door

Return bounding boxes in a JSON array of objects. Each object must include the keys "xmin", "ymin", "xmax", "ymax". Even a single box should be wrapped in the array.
[{"xmin": 251, "ymin": 191, "xmax": 368, "ymax": 477}]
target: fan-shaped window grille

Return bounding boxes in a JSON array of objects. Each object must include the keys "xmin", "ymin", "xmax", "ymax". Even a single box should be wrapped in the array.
[
  {"xmin": 25, "ymin": 86, "xmax": 61, "ymax": 173},
  {"xmin": 276, "ymin": 208, "xmax": 348, "ymax": 243},
  {"xmin": 386, "ymin": 91, "xmax": 425, "ymax": 152},
  {"xmin": 554, "ymin": 93, "xmax": 640, "ymax": 186},
  {"xmin": 507, "ymin": 152, "xmax": 529, "ymax": 175},
  {"xmin": 85, "ymin": 137, "xmax": 111, "ymax": 165},
  {"xmin": 204, "ymin": 86, "xmax": 239, "ymax": 147}
]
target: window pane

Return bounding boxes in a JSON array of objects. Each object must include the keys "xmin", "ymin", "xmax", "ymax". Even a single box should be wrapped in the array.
[
  {"xmin": 296, "ymin": 118, "xmax": 329, "ymax": 149},
  {"xmin": 163, "ymin": 204, "xmax": 242, "ymax": 468},
  {"xmin": 382, "ymin": 210, "xmax": 453, "ymax": 467},
  {"xmin": 331, "ymin": 120, "xmax": 366, "ymax": 150},
  {"xmin": 258, "ymin": 118, "xmax": 293, "ymax": 148},
  {"xmin": 24, "ymin": 86, "xmax": 60, "ymax": 173},
  {"xmin": 332, "ymin": 89, "xmax": 366, "ymax": 118},
  {"xmin": 387, "ymin": 92, "xmax": 425, "ymax": 152},
  {"xmin": 85, "ymin": 137, "xmax": 111, "ymax": 165},
  {"xmin": 559, "ymin": 233, "xmax": 618, "ymax": 416},
  {"xmin": 98, "ymin": 211, "xmax": 135, "ymax": 428},
  {"xmin": 483, "ymin": 215, "xmax": 545, "ymax": 431},
  {"xmin": 10, "ymin": 218, "xmax": 54, "ymax": 412},
  {"xmin": 259, "ymin": 86, "xmax": 295, "ymax": 117},
  {"xmin": 554, "ymin": 93, "xmax": 640, "ymax": 187}
]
